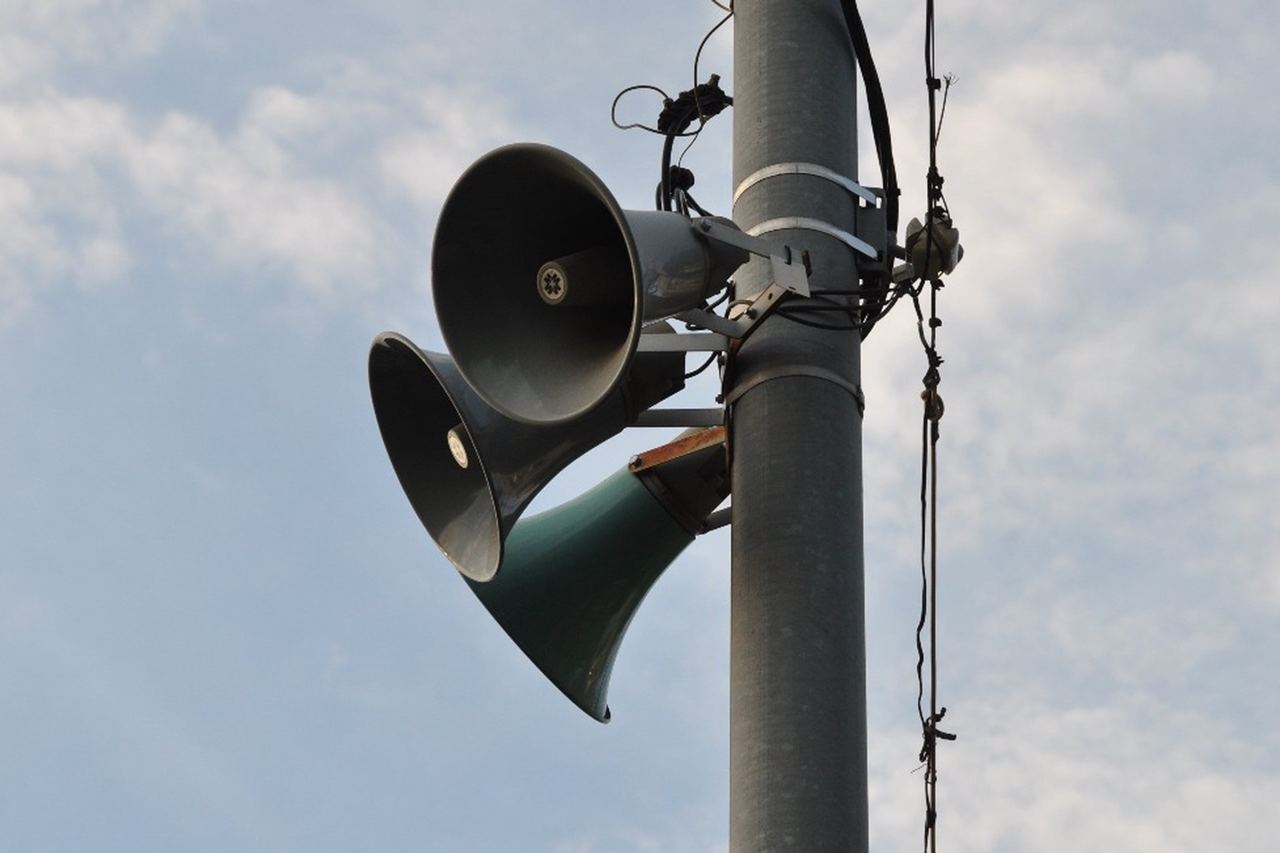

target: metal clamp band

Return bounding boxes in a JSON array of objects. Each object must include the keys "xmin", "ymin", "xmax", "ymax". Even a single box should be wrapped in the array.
[
  {"xmin": 733, "ymin": 162, "xmax": 880, "ymax": 209},
  {"xmin": 747, "ymin": 217, "xmax": 879, "ymax": 260},
  {"xmin": 723, "ymin": 365, "xmax": 865, "ymax": 415}
]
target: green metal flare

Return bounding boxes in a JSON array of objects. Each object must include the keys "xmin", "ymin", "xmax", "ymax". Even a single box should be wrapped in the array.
[{"xmin": 465, "ymin": 468, "xmax": 695, "ymax": 723}]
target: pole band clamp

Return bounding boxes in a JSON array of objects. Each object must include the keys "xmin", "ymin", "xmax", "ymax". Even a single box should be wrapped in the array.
[
  {"xmin": 733, "ymin": 162, "xmax": 881, "ymax": 208},
  {"xmin": 747, "ymin": 217, "xmax": 880, "ymax": 261},
  {"xmin": 723, "ymin": 365, "xmax": 865, "ymax": 415}
]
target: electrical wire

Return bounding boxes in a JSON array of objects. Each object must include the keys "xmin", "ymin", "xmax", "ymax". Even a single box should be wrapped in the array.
[
  {"xmin": 611, "ymin": 84, "xmax": 697, "ymax": 137},
  {"xmin": 683, "ymin": 351, "xmax": 720, "ymax": 380},
  {"xmin": 680, "ymin": 7, "xmax": 735, "ymax": 169},
  {"xmin": 933, "ymin": 74, "xmax": 955, "ymax": 148},
  {"xmin": 915, "ymin": 2, "xmax": 957, "ymax": 851},
  {"xmin": 840, "ymin": 0, "xmax": 899, "ymax": 236},
  {"xmin": 682, "ymin": 190, "xmax": 714, "ymax": 217}
]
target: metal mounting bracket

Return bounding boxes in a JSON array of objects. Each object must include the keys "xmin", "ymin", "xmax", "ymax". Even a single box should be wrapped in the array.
[
  {"xmin": 628, "ymin": 426, "xmax": 726, "ymax": 472},
  {"xmin": 700, "ymin": 507, "xmax": 732, "ymax": 533},
  {"xmin": 638, "ymin": 281, "xmax": 792, "ymax": 352},
  {"xmin": 636, "ymin": 332, "xmax": 729, "ymax": 352},
  {"xmin": 692, "ymin": 217, "xmax": 810, "ymax": 297},
  {"xmin": 632, "ymin": 408, "xmax": 724, "ymax": 428}
]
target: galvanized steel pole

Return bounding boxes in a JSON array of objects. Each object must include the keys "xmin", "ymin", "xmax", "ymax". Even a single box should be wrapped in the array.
[{"xmin": 730, "ymin": 1, "xmax": 868, "ymax": 849}]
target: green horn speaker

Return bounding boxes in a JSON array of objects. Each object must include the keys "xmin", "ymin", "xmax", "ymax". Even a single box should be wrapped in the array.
[{"xmin": 466, "ymin": 428, "xmax": 728, "ymax": 722}]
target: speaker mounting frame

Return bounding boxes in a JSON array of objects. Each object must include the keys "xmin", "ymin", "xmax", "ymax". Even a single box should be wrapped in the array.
[
  {"xmin": 636, "ymin": 279, "xmax": 793, "ymax": 354},
  {"xmin": 692, "ymin": 217, "xmax": 810, "ymax": 297}
]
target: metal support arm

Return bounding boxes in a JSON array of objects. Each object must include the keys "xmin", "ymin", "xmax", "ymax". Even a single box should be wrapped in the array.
[{"xmin": 692, "ymin": 217, "xmax": 810, "ymax": 297}]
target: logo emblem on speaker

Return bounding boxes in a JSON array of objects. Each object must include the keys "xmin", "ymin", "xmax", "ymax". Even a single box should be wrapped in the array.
[{"xmin": 537, "ymin": 263, "xmax": 568, "ymax": 305}]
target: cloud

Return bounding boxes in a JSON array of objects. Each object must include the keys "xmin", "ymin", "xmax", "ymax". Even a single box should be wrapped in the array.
[
  {"xmin": 870, "ymin": 694, "xmax": 1277, "ymax": 852},
  {"xmin": 377, "ymin": 85, "xmax": 517, "ymax": 208},
  {"xmin": 126, "ymin": 109, "xmax": 382, "ymax": 297},
  {"xmin": 0, "ymin": 0, "xmax": 202, "ymax": 89},
  {"xmin": 0, "ymin": 33, "xmax": 526, "ymax": 325},
  {"xmin": 0, "ymin": 90, "xmax": 382, "ymax": 313},
  {"xmin": 1130, "ymin": 50, "xmax": 1215, "ymax": 104}
]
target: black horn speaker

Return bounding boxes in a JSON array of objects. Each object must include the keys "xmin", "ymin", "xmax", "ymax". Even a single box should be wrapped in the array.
[
  {"xmin": 367, "ymin": 331, "xmax": 684, "ymax": 582},
  {"xmin": 432, "ymin": 143, "xmax": 748, "ymax": 425}
]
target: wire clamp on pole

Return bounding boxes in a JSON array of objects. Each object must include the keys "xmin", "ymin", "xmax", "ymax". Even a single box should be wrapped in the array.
[
  {"xmin": 733, "ymin": 161, "xmax": 881, "ymax": 209},
  {"xmin": 723, "ymin": 364, "xmax": 864, "ymax": 416},
  {"xmin": 747, "ymin": 217, "xmax": 880, "ymax": 261}
]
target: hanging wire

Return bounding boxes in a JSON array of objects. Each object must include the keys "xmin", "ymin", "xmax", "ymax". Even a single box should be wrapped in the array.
[
  {"xmin": 611, "ymin": 84, "xmax": 697, "ymax": 137},
  {"xmin": 915, "ymin": 2, "xmax": 957, "ymax": 851},
  {"xmin": 610, "ymin": 6, "xmax": 735, "ymax": 213},
  {"xmin": 682, "ymin": 283, "xmax": 735, "ymax": 381},
  {"xmin": 933, "ymin": 74, "xmax": 956, "ymax": 148},
  {"xmin": 683, "ymin": 351, "xmax": 720, "ymax": 380},
  {"xmin": 680, "ymin": 6, "xmax": 735, "ymax": 168}
]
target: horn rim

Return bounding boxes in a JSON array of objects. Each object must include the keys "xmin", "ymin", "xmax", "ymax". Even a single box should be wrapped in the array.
[
  {"xmin": 432, "ymin": 142, "xmax": 644, "ymax": 426},
  {"xmin": 368, "ymin": 332, "xmax": 505, "ymax": 583}
]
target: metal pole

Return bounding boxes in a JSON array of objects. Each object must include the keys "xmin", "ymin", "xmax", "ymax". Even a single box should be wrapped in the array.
[{"xmin": 730, "ymin": 1, "xmax": 867, "ymax": 850}]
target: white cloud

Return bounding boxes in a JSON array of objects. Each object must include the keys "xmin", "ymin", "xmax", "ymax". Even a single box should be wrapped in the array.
[
  {"xmin": 127, "ymin": 110, "xmax": 382, "ymax": 297},
  {"xmin": 0, "ymin": 0, "xmax": 202, "ymax": 89},
  {"xmin": 378, "ymin": 86, "xmax": 516, "ymax": 208},
  {"xmin": 0, "ymin": 73, "xmax": 525, "ymax": 322},
  {"xmin": 1130, "ymin": 51, "xmax": 1215, "ymax": 104},
  {"xmin": 0, "ymin": 90, "xmax": 381, "ymax": 310},
  {"xmin": 870, "ymin": 695, "xmax": 1276, "ymax": 852},
  {"xmin": 0, "ymin": 0, "xmax": 534, "ymax": 326}
]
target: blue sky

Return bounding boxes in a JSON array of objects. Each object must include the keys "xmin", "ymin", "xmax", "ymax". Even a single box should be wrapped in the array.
[{"xmin": 1, "ymin": 1, "xmax": 1276, "ymax": 850}]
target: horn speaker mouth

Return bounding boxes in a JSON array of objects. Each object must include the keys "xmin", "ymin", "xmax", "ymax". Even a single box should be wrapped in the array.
[
  {"xmin": 368, "ymin": 333, "xmax": 504, "ymax": 582},
  {"xmin": 432, "ymin": 143, "xmax": 642, "ymax": 425}
]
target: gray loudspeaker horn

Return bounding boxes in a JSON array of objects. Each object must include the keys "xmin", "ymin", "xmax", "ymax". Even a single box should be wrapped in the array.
[
  {"xmin": 432, "ymin": 142, "xmax": 748, "ymax": 425},
  {"xmin": 368, "ymin": 331, "xmax": 683, "ymax": 582}
]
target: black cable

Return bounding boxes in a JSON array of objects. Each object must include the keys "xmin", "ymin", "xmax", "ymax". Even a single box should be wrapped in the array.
[
  {"xmin": 771, "ymin": 314, "xmax": 860, "ymax": 332},
  {"xmin": 683, "ymin": 191, "xmax": 714, "ymax": 217},
  {"xmin": 680, "ymin": 8, "xmax": 734, "ymax": 169},
  {"xmin": 933, "ymin": 74, "xmax": 955, "ymax": 147},
  {"xmin": 683, "ymin": 351, "xmax": 720, "ymax": 380},
  {"xmin": 916, "ymin": 6, "xmax": 957, "ymax": 850},
  {"xmin": 705, "ymin": 289, "xmax": 731, "ymax": 313},
  {"xmin": 778, "ymin": 292, "xmax": 860, "ymax": 328},
  {"xmin": 660, "ymin": 132, "xmax": 678, "ymax": 211},
  {"xmin": 611, "ymin": 85, "xmax": 698, "ymax": 137},
  {"xmin": 657, "ymin": 76, "xmax": 731, "ymax": 212},
  {"xmin": 826, "ymin": 1, "xmax": 901, "ymax": 341},
  {"xmin": 841, "ymin": 0, "xmax": 899, "ymax": 235},
  {"xmin": 915, "ymin": 396, "xmax": 930, "ymax": 753}
]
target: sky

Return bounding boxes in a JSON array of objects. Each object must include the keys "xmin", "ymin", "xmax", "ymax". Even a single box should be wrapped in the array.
[{"xmin": 1, "ymin": 0, "xmax": 1277, "ymax": 850}]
